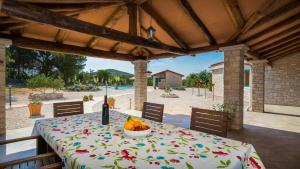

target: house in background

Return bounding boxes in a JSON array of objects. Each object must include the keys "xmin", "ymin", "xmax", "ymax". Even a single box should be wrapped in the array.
[
  {"xmin": 209, "ymin": 62, "xmax": 251, "ymax": 99},
  {"xmin": 152, "ymin": 70, "xmax": 184, "ymax": 89}
]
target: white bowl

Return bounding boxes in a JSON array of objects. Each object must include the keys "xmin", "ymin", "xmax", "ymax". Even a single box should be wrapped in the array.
[{"xmin": 124, "ymin": 126, "xmax": 151, "ymax": 138}]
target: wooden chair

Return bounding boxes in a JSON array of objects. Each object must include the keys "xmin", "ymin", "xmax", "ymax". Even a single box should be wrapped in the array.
[
  {"xmin": 0, "ymin": 136, "xmax": 63, "ymax": 169},
  {"xmin": 53, "ymin": 101, "xmax": 84, "ymax": 117},
  {"xmin": 190, "ymin": 107, "xmax": 228, "ymax": 137},
  {"xmin": 142, "ymin": 102, "xmax": 164, "ymax": 122}
]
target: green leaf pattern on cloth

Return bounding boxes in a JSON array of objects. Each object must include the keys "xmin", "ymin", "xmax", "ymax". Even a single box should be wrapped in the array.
[{"xmin": 33, "ymin": 111, "xmax": 265, "ymax": 169}]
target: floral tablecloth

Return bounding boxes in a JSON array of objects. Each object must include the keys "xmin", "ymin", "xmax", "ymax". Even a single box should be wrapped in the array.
[{"xmin": 33, "ymin": 111, "xmax": 265, "ymax": 169}]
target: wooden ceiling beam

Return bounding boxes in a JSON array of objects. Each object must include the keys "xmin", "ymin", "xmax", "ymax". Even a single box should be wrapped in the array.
[
  {"xmin": 0, "ymin": 33, "xmax": 135, "ymax": 61},
  {"xmin": 179, "ymin": 0, "xmax": 216, "ymax": 45},
  {"xmin": 87, "ymin": 6, "xmax": 127, "ymax": 48},
  {"xmin": 128, "ymin": 3, "xmax": 139, "ymax": 36},
  {"xmin": 264, "ymin": 44, "xmax": 300, "ymax": 61},
  {"xmin": 0, "ymin": 3, "xmax": 114, "ymax": 32},
  {"xmin": 259, "ymin": 36, "xmax": 300, "ymax": 55},
  {"xmin": 141, "ymin": 2, "xmax": 190, "ymax": 49},
  {"xmin": 232, "ymin": 0, "xmax": 276, "ymax": 40},
  {"xmin": 241, "ymin": 14, "xmax": 300, "ymax": 43},
  {"xmin": 268, "ymin": 49, "xmax": 300, "ymax": 62},
  {"xmin": 0, "ymin": 0, "xmax": 187, "ymax": 54},
  {"xmin": 110, "ymin": 42, "xmax": 121, "ymax": 52},
  {"xmin": 17, "ymin": 0, "xmax": 125, "ymax": 4},
  {"xmin": 252, "ymin": 1, "xmax": 300, "ymax": 30},
  {"xmin": 55, "ymin": 29, "xmax": 69, "ymax": 43},
  {"xmin": 250, "ymin": 24, "xmax": 300, "ymax": 50},
  {"xmin": 263, "ymin": 42, "xmax": 300, "ymax": 59},
  {"xmin": 223, "ymin": 0, "xmax": 245, "ymax": 30}
]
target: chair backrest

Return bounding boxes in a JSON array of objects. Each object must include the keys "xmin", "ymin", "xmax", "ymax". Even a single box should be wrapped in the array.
[
  {"xmin": 142, "ymin": 102, "xmax": 164, "ymax": 122},
  {"xmin": 53, "ymin": 101, "xmax": 84, "ymax": 117},
  {"xmin": 190, "ymin": 107, "xmax": 228, "ymax": 137}
]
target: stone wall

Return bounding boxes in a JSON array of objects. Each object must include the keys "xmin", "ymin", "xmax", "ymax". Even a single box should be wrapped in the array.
[
  {"xmin": 165, "ymin": 71, "xmax": 182, "ymax": 88},
  {"xmin": 265, "ymin": 52, "xmax": 300, "ymax": 107},
  {"xmin": 0, "ymin": 38, "xmax": 11, "ymax": 135}
]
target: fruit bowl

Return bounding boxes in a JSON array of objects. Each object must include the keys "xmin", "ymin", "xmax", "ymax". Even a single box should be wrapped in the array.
[
  {"xmin": 123, "ymin": 116, "xmax": 151, "ymax": 138},
  {"xmin": 124, "ymin": 127, "xmax": 151, "ymax": 138}
]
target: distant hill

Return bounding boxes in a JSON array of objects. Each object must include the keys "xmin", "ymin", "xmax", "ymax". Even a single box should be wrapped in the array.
[{"xmin": 105, "ymin": 69, "xmax": 133, "ymax": 77}]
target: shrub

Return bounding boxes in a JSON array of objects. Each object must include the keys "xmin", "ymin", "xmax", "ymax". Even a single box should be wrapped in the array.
[
  {"xmin": 27, "ymin": 74, "xmax": 50, "ymax": 95},
  {"xmin": 83, "ymin": 95, "xmax": 89, "ymax": 102},
  {"xmin": 173, "ymin": 86, "xmax": 186, "ymax": 90},
  {"xmin": 67, "ymin": 84, "xmax": 101, "ymax": 92},
  {"xmin": 27, "ymin": 74, "xmax": 65, "ymax": 94},
  {"xmin": 164, "ymin": 85, "xmax": 172, "ymax": 94}
]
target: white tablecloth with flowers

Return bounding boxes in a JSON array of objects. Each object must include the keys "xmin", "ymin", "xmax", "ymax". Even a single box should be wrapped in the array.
[{"xmin": 33, "ymin": 111, "xmax": 265, "ymax": 169}]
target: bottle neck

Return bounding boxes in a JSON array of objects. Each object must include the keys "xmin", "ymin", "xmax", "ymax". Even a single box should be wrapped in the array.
[{"xmin": 104, "ymin": 95, "xmax": 107, "ymax": 104}]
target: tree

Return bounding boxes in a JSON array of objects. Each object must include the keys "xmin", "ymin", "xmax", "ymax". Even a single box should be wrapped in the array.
[
  {"xmin": 96, "ymin": 70, "xmax": 111, "ymax": 84},
  {"xmin": 52, "ymin": 53, "xmax": 86, "ymax": 85},
  {"xmin": 6, "ymin": 45, "xmax": 87, "ymax": 85},
  {"xmin": 6, "ymin": 45, "xmax": 36, "ymax": 80}
]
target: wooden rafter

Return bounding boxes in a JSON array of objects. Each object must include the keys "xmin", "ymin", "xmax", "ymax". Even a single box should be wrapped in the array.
[
  {"xmin": 1, "ymin": 0, "xmax": 187, "ymax": 54},
  {"xmin": 55, "ymin": 14, "xmax": 79, "ymax": 43},
  {"xmin": 17, "ymin": 0, "xmax": 125, "ymax": 4},
  {"xmin": 110, "ymin": 42, "xmax": 121, "ymax": 52},
  {"xmin": 189, "ymin": 42, "xmax": 237, "ymax": 55},
  {"xmin": 264, "ymin": 44, "xmax": 300, "ymax": 61},
  {"xmin": 55, "ymin": 29, "xmax": 69, "ymax": 43},
  {"xmin": 245, "ymin": 50, "xmax": 259, "ymax": 60},
  {"xmin": 250, "ymin": 24, "xmax": 300, "ymax": 49},
  {"xmin": 259, "ymin": 35, "xmax": 300, "ymax": 54},
  {"xmin": 232, "ymin": 0, "xmax": 276, "ymax": 40},
  {"xmin": 180, "ymin": 0, "xmax": 216, "ymax": 45},
  {"xmin": 141, "ymin": 2, "xmax": 189, "ymax": 49},
  {"xmin": 241, "ymin": 14, "xmax": 300, "ymax": 43},
  {"xmin": 223, "ymin": 0, "xmax": 244, "ymax": 30},
  {"xmin": 0, "ymin": 3, "xmax": 115, "ymax": 32},
  {"xmin": 0, "ymin": 33, "xmax": 135, "ymax": 61},
  {"xmin": 268, "ymin": 49, "xmax": 300, "ymax": 62},
  {"xmin": 87, "ymin": 6, "xmax": 127, "ymax": 48},
  {"xmin": 253, "ymin": 1, "xmax": 300, "ymax": 30},
  {"xmin": 128, "ymin": 3, "xmax": 139, "ymax": 36},
  {"xmin": 263, "ymin": 42, "xmax": 300, "ymax": 59}
]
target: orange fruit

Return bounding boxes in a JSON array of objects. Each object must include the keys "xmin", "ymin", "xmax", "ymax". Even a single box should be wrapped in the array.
[{"xmin": 124, "ymin": 122, "xmax": 134, "ymax": 130}]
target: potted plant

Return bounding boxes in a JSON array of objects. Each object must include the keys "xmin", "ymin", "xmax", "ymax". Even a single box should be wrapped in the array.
[
  {"xmin": 88, "ymin": 94, "xmax": 94, "ymax": 101},
  {"xmin": 28, "ymin": 99, "xmax": 42, "ymax": 116},
  {"xmin": 83, "ymin": 95, "xmax": 89, "ymax": 102},
  {"xmin": 107, "ymin": 97, "xmax": 115, "ymax": 109},
  {"xmin": 212, "ymin": 104, "xmax": 236, "ymax": 129}
]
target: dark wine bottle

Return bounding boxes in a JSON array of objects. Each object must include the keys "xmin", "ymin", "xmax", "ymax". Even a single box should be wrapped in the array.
[{"xmin": 102, "ymin": 95, "xmax": 109, "ymax": 125}]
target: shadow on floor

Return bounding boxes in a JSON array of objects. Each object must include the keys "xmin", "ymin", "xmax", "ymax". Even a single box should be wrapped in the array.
[
  {"xmin": 0, "ymin": 148, "xmax": 36, "ymax": 163},
  {"xmin": 228, "ymin": 124, "xmax": 300, "ymax": 169}
]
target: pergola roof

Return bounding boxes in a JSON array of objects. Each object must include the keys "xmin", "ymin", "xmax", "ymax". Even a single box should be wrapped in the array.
[{"xmin": 0, "ymin": 0, "xmax": 299, "ymax": 62}]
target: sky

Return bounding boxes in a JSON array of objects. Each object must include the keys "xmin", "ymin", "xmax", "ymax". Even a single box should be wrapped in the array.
[{"xmin": 85, "ymin": 51, "xmax": 224, "ymax": 77}]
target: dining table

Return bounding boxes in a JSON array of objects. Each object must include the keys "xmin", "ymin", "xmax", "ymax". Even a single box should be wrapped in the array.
[{"xmin": 33, "ymin": 110, "xmax": 265, "ymax": 169}]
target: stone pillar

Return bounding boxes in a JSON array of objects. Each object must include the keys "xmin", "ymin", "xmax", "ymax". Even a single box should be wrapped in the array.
[
  {"xmin": 250, "ymin": 60, "xmax": 266, "ymax": 112},
  {"xmin": 220, "ymin": 44, "xmax": 249, "ymax": 130},
  {"xmin": 133, "ymin": 59, "xmax": 147, "ymax": 111},
  {"xmin": 0, "ymin": 38, "xmax": 11, "ymax": 135}
]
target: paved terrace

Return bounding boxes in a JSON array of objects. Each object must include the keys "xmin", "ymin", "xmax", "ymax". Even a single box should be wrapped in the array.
[{"xmin": 2, "ymin": 88, "xmax": 300, "ymax": 169}]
